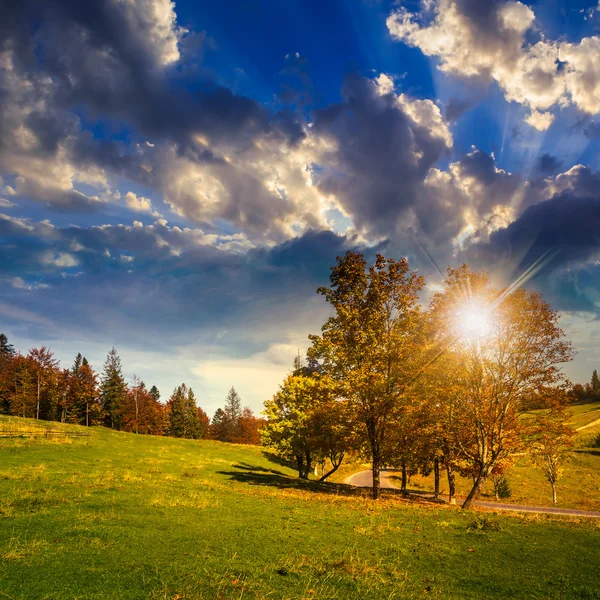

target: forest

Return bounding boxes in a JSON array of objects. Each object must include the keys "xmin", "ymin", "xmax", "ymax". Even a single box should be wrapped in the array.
[{"xmin": 0, "ymin": 338, "xmax": 263, "ymax": 445}]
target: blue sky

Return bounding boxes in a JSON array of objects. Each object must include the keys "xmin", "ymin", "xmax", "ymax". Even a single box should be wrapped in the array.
[{"xmin": 2, "ymin": 0, "xmax": 600, "ymax": 414}]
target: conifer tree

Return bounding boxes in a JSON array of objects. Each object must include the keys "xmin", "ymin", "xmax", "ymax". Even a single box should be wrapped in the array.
[
  {"xmin": 592, "ymin": 370, "xmax": 600, "ymax": 396},
  {"xmin": 185, "ymin": 387, "xmax": 203, "ymax": 439},
  {"xmin": 168, "ymin": 384, "xmax": 188, "ymax": 437},
  {"xmin": 100, "ymin": 347, "xmax": 127, "ymax": 429},
  {"xmin": 149, "ymin": 385, "xmax": 160, "ymax": 402},
  {"xmin": 211, "ymin": 408, "xmax": 227, "ymax": 440}
]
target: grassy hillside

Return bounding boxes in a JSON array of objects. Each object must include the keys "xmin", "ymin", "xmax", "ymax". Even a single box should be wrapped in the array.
[{"xmin": 1, "ymin": 417, "xmax": 600, "ymax": 599}]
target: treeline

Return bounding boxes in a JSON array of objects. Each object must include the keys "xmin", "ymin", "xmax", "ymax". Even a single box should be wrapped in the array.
[
  {"xmin": 262, "ymin": 254, "xmax": 575, "ymax": 508},
  {"xmin": 569, "ymin": 369, "xmax": 600, "ymax": 402},
  {"xmin": 0, "ymin": 336, "xmax": 262, "ymax": 444}
]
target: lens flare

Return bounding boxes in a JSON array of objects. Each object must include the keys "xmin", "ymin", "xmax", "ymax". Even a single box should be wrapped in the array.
[{"xmin": 457, "ymin": 303, "xmax": 491, "ymax": 341}]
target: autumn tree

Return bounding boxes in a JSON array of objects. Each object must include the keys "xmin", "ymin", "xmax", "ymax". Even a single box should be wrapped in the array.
[
  {"xmin": 121, "ymin": 377, "xmax": 165, "ymax": 435},
  {"xmin": 307, "ymin": 252, "xmax": 425, "ymax": 498},
  {"xmin": 0, "ymin": 333, "xmax": 16, "ymax": 414},
  {"xmin": 100, "ymin": 347, "xmax": 127, "ymax": 429},
  {"xmin": 28, "ymin": 347, "xmax": 59, "ymax": 420},
  {"xmin": 237, "ymin": 407, "xmax": 263, "ymax": 445},
  {"xmin": 263, "ymin": 373, "xmax": 346, "ymax": 479},
  {"xmin": 77, "ymin": 361, "xmax": 102, "ymax": 426},
  {"xmin": 429, "ymin": 266, "xmax": 573, "ymax": 509},
  {"xmin": 532, "ymin": 412, "xmax": 575, "ymax": 504}
]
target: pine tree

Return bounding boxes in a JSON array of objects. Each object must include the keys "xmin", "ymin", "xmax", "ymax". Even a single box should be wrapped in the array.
[
  {"xmin": 222, "ymin": 386, "xmax": 242, "ymax": 441},
  {"xmin": 149, "ymin": 385, "xmax": 160, "ymax": 402},
  {"xmin": 592, "ymin": 370, "xmax": 600, "ymax": 395},
  {"xmin": 168, "ymin": 384, "xmax": 188, "ymax": 438},
  {"xmin": 211, "ymin": 408, "xmax": 227, "ymax": 441},
  {"xmin": 100, "ymin": 347, "xmax": 127, "ymax": 429},
  {"xmin": 185, "ymin": 387, "xmax": 203, "ymax": 439},
  {"xmin": 0, "ymin": 334, "xmax": 15, "ymax": 357},
  {"xmin": 224, "ymin": 387, "xmax": 242, "ymax": 421},
  {"xmin": 72, "ymin": 353, "xmax": 83, "ymax": 375}
]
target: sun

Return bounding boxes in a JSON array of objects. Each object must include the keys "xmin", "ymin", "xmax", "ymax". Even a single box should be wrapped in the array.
[{"xmin": 456, "ymin": 302, "xmax": 492, "ymax": 341}]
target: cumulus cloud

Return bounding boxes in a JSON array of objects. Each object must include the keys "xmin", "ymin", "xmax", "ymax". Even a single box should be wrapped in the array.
[
  {"xmin": 309, "ymin": 72, "xmax": 453, "ymax": 237},
  {"xmin": 387, "ymin": 0, "xmax": 600, "ymax": 127},
  {"xmin": 124, "ymin": 191, "xmax": 154, "ymax": 213}
]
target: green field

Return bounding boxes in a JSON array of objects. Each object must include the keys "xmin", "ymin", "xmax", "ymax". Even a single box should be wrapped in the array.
[{"xmin": 1, "ymin": 417, "xmax": 600, "ymax": 599}]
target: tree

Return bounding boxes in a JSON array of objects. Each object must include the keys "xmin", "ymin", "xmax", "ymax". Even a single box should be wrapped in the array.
[
  {"xmin": 28, "ymin": 347, "xmax": 59, "ymax": 420},
  {"xmin": 100, "ymin": 348, "xmax": 127, "ymax": 429},
  {"xmin": 211, "ymin": 408, "xmax": 228, "ymax": 441},
  {"xmin": 307, "ymin": 252, "xmax": 425, "ymax": 498},
  {"xmin": 167, "ymin": 384, "xmax": 207, "ymax": 439},
  {"xmin": 236, "ymin": 407, "xmax": 263, "ymax": 445},
  {"xmin": 77, "ymin": 362, "xmax": 102, "ymax": 426},
  {"xmin": 0, "ymin": 334, "xmax": 16, "ymax": 414},
  {"xmin": 591, "ymin": 370, "xmax": 600, "ymax": 396},
  {"xmin": 168, "ymin": 384, "xmax": 188, "ymax": 438},
  {"xmin": 149, "ymin": 385, "xmax": 160, "ymax": 402},
  {"xmin": 532, "ymin": 413, "xmax": 574, "ymax": 504},
  {"xmin": 0, "ymin": 334, "xmax": 14, "ymax": 357},
  {"xmin": 429, "ymin": 266, "xmax": 573, "ymax": 509},
  {"xmin": 121, "ymin": 377, "xmax": 165, "ymax": 435},
  {"xmin": 262, "ymin": 373, "xmax": 345, "ymax": 479}
]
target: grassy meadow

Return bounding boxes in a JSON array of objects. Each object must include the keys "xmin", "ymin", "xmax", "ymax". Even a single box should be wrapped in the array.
[{"xmin": 1, "ymin": 415, "xmax": 600, "ymax": 599}]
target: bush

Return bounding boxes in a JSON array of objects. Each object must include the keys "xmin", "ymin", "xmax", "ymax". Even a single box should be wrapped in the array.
[
  {"xmin": 592, "ymin": 433, "xmax": 600, "ymax": 448},
  {"xmin": 492, "ymin": 475, "xmax": 512, "ymax": 500},
  {"xmin": 467, "ymin": 515, "xmax": 501, "ymax": 532}
]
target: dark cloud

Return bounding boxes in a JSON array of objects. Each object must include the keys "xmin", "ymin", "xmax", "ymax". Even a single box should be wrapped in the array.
[
  {"xmin": 312, "ymin": 73, "xmax": 451, "ymax": 236},
  {"xmin": 535, "ymin": 153, "xmax": 563, "ymax": 176},
  {"xmin": 444, "ymin": 97, "xmax": 474, "ymax": 121},
  {"xmin": 464, "ymin": 192, "xmax": 600, "ymax": 278},
  {"xmin": 0, "ymin": 216, "xmax": 365, "ymax": 349}
]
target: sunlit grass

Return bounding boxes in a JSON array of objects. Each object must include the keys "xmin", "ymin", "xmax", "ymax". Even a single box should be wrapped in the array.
[{"xmin": 0, "ymin": 415, "xmax": 599, "ymax": 599}]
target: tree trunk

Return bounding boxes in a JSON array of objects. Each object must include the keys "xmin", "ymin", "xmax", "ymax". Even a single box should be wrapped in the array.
[
  {"xmin": 372, "ymin": 452, "xmax": 381, "ymax": 500},
  {"xmin": 447, "ymin": 464, "xmax": 456, "ymax": 504},
  {"xmin": 36, "ymin": 377, "xmax": 41, "ymax": 419},
  {"xmin": 462, "ymin": 470, "xmax": 488, "ymax": 509},
  {"xmin": 319, "ymin": 455, "xmax": 344, "ymax": 482},
  {"xmin": 433, "ymin": 458, "xmax": 440, "ymax": 500},
  {"xmin": 296, "ymin": 453, "xmax": 305, "ymax": 479},
  {"xmin": 303, "ymin": 449, "xmax": 312, "ymax": 479},
  {"xmin": 551, "ymin": 481, "xmax": 557, "ymax": 504},
  {"xmin": 86, "ymin": 402, "xmax": 89, "ymax": 427},
  {"xmin": 401, "ymin": 462, "xmax": 407, "ymax": 495}
]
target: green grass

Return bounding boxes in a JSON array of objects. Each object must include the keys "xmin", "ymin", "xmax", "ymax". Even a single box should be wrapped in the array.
[
  {"xmin": 1, "ymin": 417, "xmax": 600, "ymax": 599},
  {"xmin": 567, "ymin": 398, "xmax": 600, "ymax": 430}
]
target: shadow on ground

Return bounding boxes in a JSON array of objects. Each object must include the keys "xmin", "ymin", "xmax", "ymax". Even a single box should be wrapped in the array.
[{"xmin": 218, "ymin": 461, "xmax": 439, "ymax": 502}]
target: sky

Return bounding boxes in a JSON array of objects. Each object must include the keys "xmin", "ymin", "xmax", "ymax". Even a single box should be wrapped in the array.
[{"xmin": 2, "ymin": 0, "xmax": 600, "ymax": 416}]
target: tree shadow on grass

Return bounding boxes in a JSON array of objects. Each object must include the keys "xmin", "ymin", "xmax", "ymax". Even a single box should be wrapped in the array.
[
  {"xmin": 217, "ymin": 466, "xmax": 366, "ymax": 497},
  {"xmin": 261, "ymin": 451, "xmax": 297, "ymax": 471},
  {"xmin": 217, "ymin": 463, "xmax": 431, "ymax": 500},
  {"xmin": 573, "ymin": 448, "xmax": 600, "ymax": 457},
  {"xmin": 233, "ymin": 462, "xmax": 286, "ymax": 476}
]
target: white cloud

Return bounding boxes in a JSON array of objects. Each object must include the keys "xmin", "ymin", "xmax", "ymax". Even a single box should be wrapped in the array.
[
  {"xmin": 11, "ymin": 277, "xmax": 50, "ymax": 291},
  {"xmin": 524, "ymin": 110, "xmax": 555, "ymax": 131},
  {"xmin": 125, "ymin": 191, "xmax": 154, "ymax": 213},
  {"xmin": 41, "ymin": 252, "xmax": 79, "ymax": 268},
  {"xmin": 117, "ymin": 0, "xmax": 183, "ymax": 67},
  {"xmin": 387, "ymin": 0, "xmax": 600, "ymax": 122}
]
